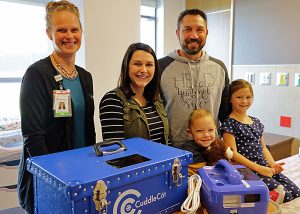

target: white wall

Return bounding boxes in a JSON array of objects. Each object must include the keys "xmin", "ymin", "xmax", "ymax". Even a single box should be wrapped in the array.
[
  {"xmin": 84, "ymin": 0, "xmax": 140, "ymax": 142},
  {"xmin": 232, "ymin": 65, "xmax": 300, "ymax": 139},
  {"xmin": 232, "ymin": 0, "xmax": 300, "ymax": 139},
  {"xmin": 162, "ymin": 0, "xmax": 186, "ymax": 56}
]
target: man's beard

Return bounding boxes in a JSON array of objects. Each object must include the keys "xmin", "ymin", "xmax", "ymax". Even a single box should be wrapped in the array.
[{"xmin": 181, "ymin": 38, "xmax": 204, "ymax": 55}]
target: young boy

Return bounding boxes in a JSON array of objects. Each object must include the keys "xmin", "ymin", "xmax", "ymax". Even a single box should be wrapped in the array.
[{"xmin": 180, "ymin": 109, "xmax": 232, "ymax": 176}]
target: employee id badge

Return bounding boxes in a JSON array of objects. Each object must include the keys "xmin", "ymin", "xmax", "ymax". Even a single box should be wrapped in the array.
[{"xmin": 53, "ymin": 89, "xmax": 72, "ymax": 117}]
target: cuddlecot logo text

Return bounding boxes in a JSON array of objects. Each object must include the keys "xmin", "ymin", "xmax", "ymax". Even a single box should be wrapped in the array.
[{"xmin": 113, "ymin": 189, "xmax": 167, "ymax": 214}]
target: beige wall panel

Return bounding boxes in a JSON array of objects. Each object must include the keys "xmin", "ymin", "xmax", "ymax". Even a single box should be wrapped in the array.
[{"xmin": 186, "ymin": 0, "xmax": 230, "ymax": 12}]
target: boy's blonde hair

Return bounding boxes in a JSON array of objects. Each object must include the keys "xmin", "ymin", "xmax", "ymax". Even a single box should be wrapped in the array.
[
  {"xmin": 188, "ymin": 109, "xmax": 216, "ymax": 128},
  {"xmin": 45, "ymin": 0, "xmax": 81, "ymax": 29}
]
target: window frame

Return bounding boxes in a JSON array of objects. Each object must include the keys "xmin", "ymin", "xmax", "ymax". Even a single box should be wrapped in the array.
[
  {"xmin": 0, "ymin": 0, "xmax": 48, "ymax": 84},
  {"xmin": 140, "ymin": 0, "xmax": 158, "ymax": 53},
  {"xmin": 0, "ymin": 0, "xmax": 50, "ymax": 119}
]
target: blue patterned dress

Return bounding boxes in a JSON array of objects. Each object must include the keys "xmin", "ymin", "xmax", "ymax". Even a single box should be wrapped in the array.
[{"xmin": 221, "ymin": 116, "xmax": 300, "ymax": 202}]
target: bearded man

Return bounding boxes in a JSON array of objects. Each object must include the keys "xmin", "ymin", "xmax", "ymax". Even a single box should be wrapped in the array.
[{"xmin": 158, "ymin": 9, "xmax": 230, "ymax": 148}]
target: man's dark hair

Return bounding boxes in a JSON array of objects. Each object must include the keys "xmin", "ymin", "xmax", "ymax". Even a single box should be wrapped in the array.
[
  {"xmin": 177, "ymin": 9, "xmax": 207, "ymax": 29},
  {"xmin": 118, "ymin": 42, "xmax": 161, "ymax": 101}
]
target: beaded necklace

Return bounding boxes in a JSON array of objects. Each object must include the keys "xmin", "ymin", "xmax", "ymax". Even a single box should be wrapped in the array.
[{"xmin": 51, "ymin": 54, "xmax": 78, "ymax": 79}]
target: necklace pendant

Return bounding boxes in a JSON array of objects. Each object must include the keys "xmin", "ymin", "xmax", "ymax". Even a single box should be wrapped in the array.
[
  {"xmin": 57, "ymin": 64, "xmax": 78, "ymax": 79},
  {"xmin": 51, "ymin": 54, "xmax": 78, "ymax": 79}
]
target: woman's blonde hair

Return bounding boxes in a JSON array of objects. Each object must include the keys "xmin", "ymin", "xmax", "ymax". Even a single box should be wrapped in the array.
[
  {"xmin": 188, "ymin": 109, "xmax": 216, "ymax": 128},
  {"xmin": 45, "ymin": 0, "xmax": 81, "ymax": 29}
]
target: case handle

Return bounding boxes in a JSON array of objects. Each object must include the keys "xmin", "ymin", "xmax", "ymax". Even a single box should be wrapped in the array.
[
  {"xmin": 94, "ymin": 140, "xmax": 127, "ymax": 156},
  {"xmin": 215, "ymin": 159, "xmax": 242, "ymax": 185}
]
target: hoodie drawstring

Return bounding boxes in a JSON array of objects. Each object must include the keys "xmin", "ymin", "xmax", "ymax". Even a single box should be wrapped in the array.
[
  {"xmin": 188, "ymin": 62, "xmax": 193, "ymax": 89},
  {"xmin": 195, "ymin": 63, "xmax": 201, "ymax": 109},
  {"xmin": 188, "ymin": 62, "xmax": 202, "ymax": 109}
]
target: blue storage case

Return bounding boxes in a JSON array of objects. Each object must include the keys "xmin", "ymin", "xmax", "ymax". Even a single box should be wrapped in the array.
[
  {"xmin": 27, "ymin": 138, "xmax": 193, "ymax": 214},
  {"xmin": 198, "ymin": 160, "xmax": 269, "ymax": 214}
]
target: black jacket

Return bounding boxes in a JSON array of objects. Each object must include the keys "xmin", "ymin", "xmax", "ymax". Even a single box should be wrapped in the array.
[{"xmin": 18, "ymin": 56, "xmax": 95, "ymax": 213}]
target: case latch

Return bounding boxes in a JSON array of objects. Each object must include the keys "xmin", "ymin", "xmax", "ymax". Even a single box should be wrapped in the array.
[
  {"xmin": 93, "ymin": 180, "xmax": 109, "ymax": 213},
  {"xmin": 172, "ymin": 158, "xmax": 184, "ymax": 186}
]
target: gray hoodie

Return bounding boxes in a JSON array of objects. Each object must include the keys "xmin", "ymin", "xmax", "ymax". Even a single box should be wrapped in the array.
[{"xmin": 158, "ymin": 50, "xmax": 229, "ymax": 148}]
